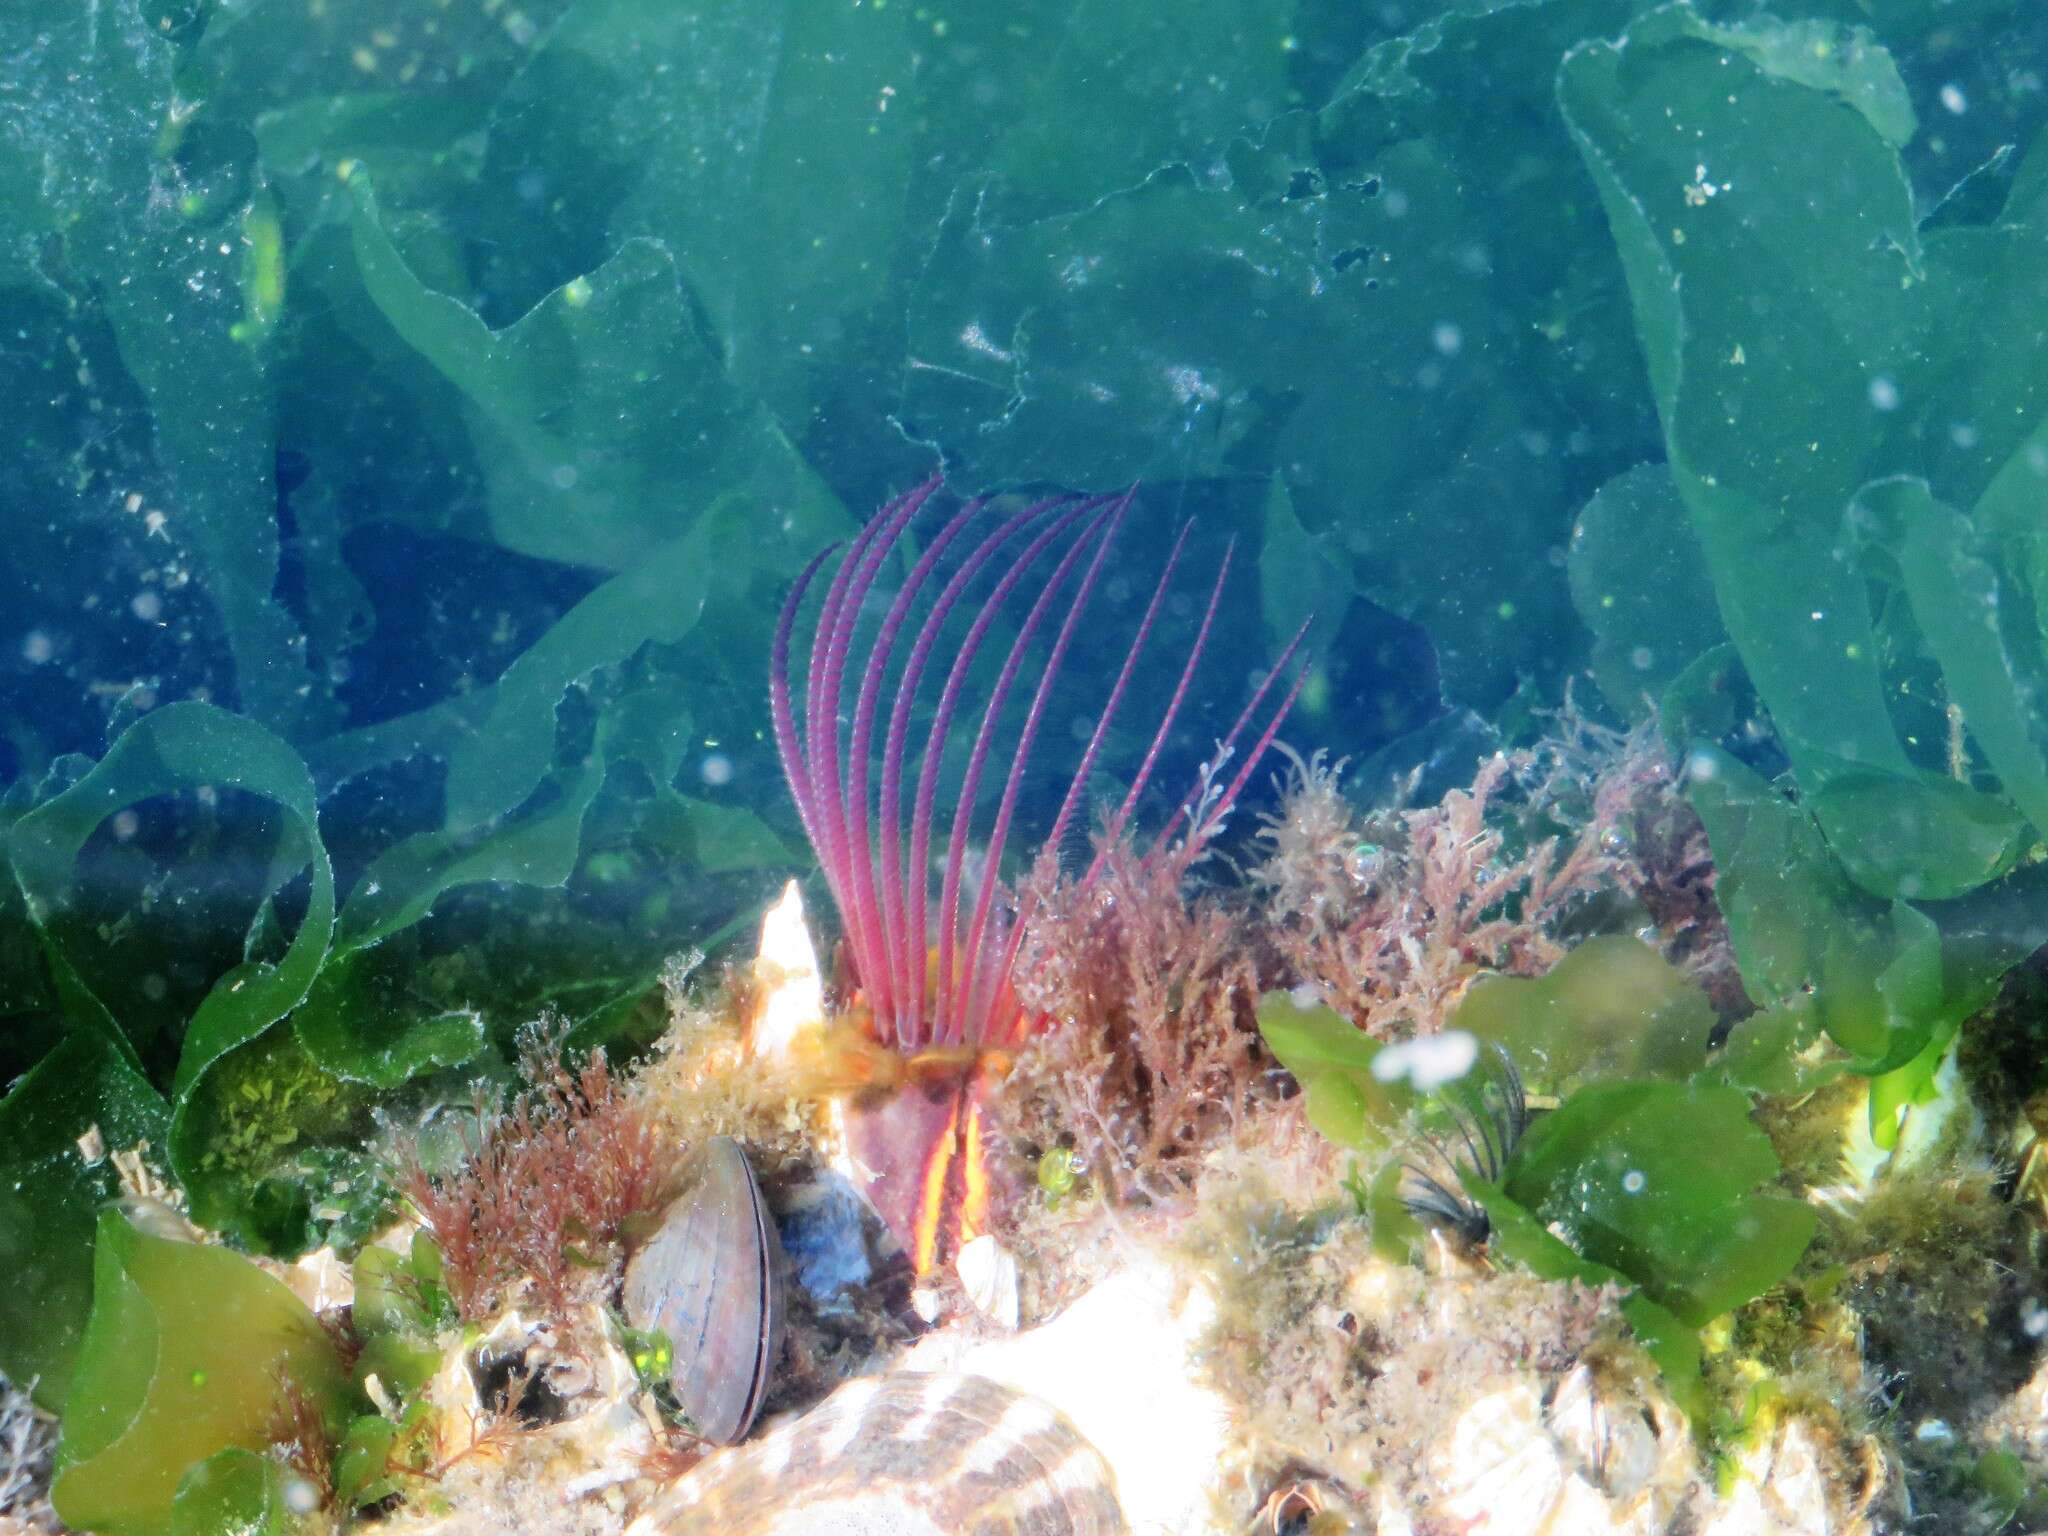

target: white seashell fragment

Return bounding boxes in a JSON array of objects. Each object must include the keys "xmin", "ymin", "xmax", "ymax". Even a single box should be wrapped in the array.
[
  {"xmin": 956, "ymin": 1233, "xmax": 1021, "ymax": 1331},
  {"xmin": 1432, "ymin": 1383, "xmax": 1568, "ymax": 1536},
  {"xmin": 749, "ymin": 880, "xmax": 827, "ymax": 1060}
]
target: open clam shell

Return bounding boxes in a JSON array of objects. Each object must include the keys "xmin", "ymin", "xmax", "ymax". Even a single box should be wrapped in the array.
[
  {"xmin": 628, "ymin": 1371, "xmax": 1127, "ymax": 1536},
  {"xmin": 624, "ymin": 1136, "xmax": 785, "ymax": 1444}
]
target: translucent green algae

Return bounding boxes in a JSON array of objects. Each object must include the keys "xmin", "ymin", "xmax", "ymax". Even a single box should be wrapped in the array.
[{"xmin": 53, "ymin": 1211, "xmax": 347, "ymax": 1536}]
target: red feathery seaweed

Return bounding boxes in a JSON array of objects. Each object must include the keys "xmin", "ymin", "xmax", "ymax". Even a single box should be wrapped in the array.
[{"xmin": 399, "ymin": 1031, "xmax": 672, "ymax": 1324}]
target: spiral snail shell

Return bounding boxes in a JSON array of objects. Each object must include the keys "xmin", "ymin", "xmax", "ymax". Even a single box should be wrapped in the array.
[{"xmin": 627, "ymin": 1371, "xmax": 1127, "ymax": 1536}]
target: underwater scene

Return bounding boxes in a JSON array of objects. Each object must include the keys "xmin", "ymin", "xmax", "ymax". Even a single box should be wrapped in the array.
[{"xmin": 5, "ymin": 0, "xmax": 2048, "ymax": 1532}]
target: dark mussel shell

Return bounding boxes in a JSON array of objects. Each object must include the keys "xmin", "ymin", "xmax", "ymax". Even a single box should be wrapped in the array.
[{"xmin": 624, "ymin": 1136, "xmax": 785, "ymax": 1443}]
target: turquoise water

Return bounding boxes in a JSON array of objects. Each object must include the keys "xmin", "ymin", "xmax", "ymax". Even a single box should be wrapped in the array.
[{"xmin": 5, "ymin": 1, "xmax": 2048, "ymax": 1531}]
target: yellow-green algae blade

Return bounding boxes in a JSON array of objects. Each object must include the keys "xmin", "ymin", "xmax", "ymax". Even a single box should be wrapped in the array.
[{"xmin": 53, "ymin": 1209, "xmax": 346, "ymax": 1536}]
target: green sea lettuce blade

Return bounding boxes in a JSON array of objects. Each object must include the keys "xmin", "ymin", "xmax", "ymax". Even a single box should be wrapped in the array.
[
  {"xmin": 1502, "ymin": 1080, "xmax": 1815, "ymax": 1328},
  {"xmin": 1561, "ymin": 6, "xmax": 2048, "ymax": 911},
  {"xmin": 1254, "ymin": 992, "xmax": 1409, "ymax": 1150},
  {"xmin": 0, "ymin": 1033, "xmax": 169, "ymax": 1411},
  {"xmin": 483, "ymin": 0, "xmax": 922, "ymax": 427},
  {"xmin": 7, "ymin": 702, "xmax": 336, "ymax": 1103},
  {"xmin": 0, "ymin": 0, "xmax": 324, "ymax": 733},
  {"xmin": 53, "ymin": 1210, "xmax": 347, "ymax": 1536},
  {"xmin": 1567, "ymin": 464, "xmax": 1727, "ymax": 722},
  {"xmin": 1454, "ymin": 935, "xmax": 1716, "ymax": 1088},
  {"xmin": 1559, "ymin": 7, "xmax": 1921, "ymax": 786},
  {"xmin": 1464, "ymin": 1175, "xmax": 1706, "ymax": 1423},
  {"xmin": 5, "ymin": 704, "xmax": 342, "ymax": 1234},
  {"xmin": 1686, "ymin": 746, "xmax": 2014, "ymax": 1090},
  {"xmin": 170, "ymin": 1449, "xmax": 297, "ymax": 1536},
  {"xmin": 346, "ymin": 174, "xmax": 838, "ymax": 574},
  {"xmin": 1853, "ymin": 477, "xmax": 2048, "ymax": 847}
]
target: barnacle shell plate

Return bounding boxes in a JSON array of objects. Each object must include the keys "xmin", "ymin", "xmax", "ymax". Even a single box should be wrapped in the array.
[
  {"xmin": 627, "ymin": 1372, "xmax": 1126, "ymax": 1536},
  {"xmin": 1695, "ymin": 1415, "xmax": 1880, "ymax": 1536},
  {"xmin": 1375, "ymin": 1362, "xmax": 1694, "ymax": 1536}
]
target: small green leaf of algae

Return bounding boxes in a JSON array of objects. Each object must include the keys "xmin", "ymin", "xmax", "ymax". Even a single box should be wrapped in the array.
[
  {"xmin": 1255, "ymin": 991, "xmax": 1409, "ymax": 1150},
  {"xmin": 0, "ymin": 1034, "xmax": 168, "ymax": 1412},
  {"xmin": 170, "ymin": 1450, "xmax": 294, "ymax": 1536},
  {"xmin": 1503, "ymin": 1080, "xmax": 1815, "ymax": 1328}
]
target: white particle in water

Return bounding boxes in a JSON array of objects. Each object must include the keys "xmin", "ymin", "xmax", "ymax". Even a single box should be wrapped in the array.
[
  {"xmin": 1165, "ymin": 365, "xmax": 1219, "ymax": 406},
  {"xmin": 958, "ymin": 322, "xmax": 1012, "ymax": 362},
  {"xmin": 700, "ymin": 752, "xmax": 734, "ymax": 787},
  {"xmin": 1868, "ymin": 375, "xmax": 1900, "ymax": 412},
  {"xmin": 1372, "ymin": 1029, "xmax": 1479, "ymax": 1091},
  {"xmin": 1939, "ymin": 83, "xmax": 1968, "ymax": 114},
  {"xmin": 1621, "ymin": 1169, "xmax": 1647, "ymax": 1194}
]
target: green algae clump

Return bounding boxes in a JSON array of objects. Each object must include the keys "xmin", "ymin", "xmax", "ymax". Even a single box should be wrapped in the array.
[
  {"xmin": 53, "ymin": 1209, "xmax": 348, "ymax": 1536},
  {"xmin": 1455, "ymin": 935, "xmax": 1716, "ymax": 1088},
  {"xmin": 1505, "ymin": 1081, "xmax": 1816, "ymax": 1329}
]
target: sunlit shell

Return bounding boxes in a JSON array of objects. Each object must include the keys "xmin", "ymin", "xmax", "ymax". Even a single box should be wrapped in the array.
[
  {"xmin": 623, "ymin": 1136, "xmax": 784, "ymax": 1444},
  {"xmin": 956, "ymin": 1233, "xmax": 1021, "ymax": 1331},
  {"xmin": 1695, "ymin": 1414, "xmax": 1884, "ymax": 1536},
  {"xmin": 627, "ymin": 1372, "xmax": 1127, "ymax": 1536},
  {"xmin": 749, "ymin": 880, "xmax": 828, "ymax": 1060},
  {"xmin": 902, "ymin": 1250, "xmax": 1231, "ymax": 1535}
]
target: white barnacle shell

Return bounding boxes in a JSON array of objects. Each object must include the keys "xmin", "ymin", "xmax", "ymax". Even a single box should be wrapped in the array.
[
  {"xmin": 956, "ymin": 1233, "xmax": 1021, "ymax": 1331},
  {"xmin": 1407, "ymin": 1361, "xmax": 1694, "ymax": 1536},
  {"xmin": 749, "ymin": 880, "xmax": 827, "ymax": 1060},
  {"xmin": 627, "ymin": 1372, "xmax": 1127, "ymax": 1536},
  {"xmin": 1695, "ymin": 1413, "xmax": 1883, "ymax": 1536}
]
